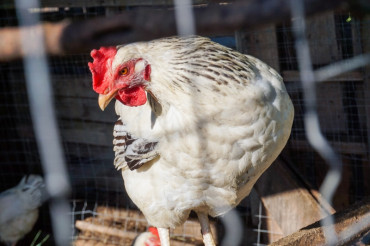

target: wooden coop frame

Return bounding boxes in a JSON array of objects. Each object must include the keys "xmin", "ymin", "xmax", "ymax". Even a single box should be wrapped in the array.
[
  {"xmin": 0, "ymin": 0, "xmax": 369, "ymax": 245},
  {"xmin": 238, "ymin": 10, "xmax": 370, "ymax": 244}
]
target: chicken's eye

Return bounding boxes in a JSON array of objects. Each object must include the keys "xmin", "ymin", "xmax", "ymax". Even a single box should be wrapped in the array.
[{"xmin": 120, "ymin": 67, "xmax": 129, "ymax": 76}]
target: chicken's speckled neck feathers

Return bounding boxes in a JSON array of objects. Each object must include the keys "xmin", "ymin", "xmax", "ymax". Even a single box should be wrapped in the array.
[{"xmin": 112, "ymin": 36, "xmax": 282, "ymax": 112}]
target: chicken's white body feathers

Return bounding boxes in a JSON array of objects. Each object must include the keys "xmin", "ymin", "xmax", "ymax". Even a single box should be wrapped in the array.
[{"xmin": 113, "ymin": 36, "xmax": 294, "ymax": 228}]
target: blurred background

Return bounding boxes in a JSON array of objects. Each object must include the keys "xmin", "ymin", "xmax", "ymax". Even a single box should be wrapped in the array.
[{"xmin": 0, "ymin": 0, "xmax": 369, "ymax": 245}]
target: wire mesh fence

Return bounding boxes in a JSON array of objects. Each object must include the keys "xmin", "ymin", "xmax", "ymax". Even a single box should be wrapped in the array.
[{"xmin": 0, "ymin": 0, "xmax": 369, "ymax": 245}]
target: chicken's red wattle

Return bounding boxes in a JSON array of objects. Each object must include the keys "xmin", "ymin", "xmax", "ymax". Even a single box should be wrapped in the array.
[{"xmin": 116, "ymin": 86, "xmax": 147, "ymax": 107}]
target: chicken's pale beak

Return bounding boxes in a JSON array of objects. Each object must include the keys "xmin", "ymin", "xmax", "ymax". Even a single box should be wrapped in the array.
[{"xmin": 98, "ymin": 89, "xmax": 118, "ymax": 111}]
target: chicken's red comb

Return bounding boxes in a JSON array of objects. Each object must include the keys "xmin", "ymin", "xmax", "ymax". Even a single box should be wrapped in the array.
[{"xmin": 88, "ymin": 46, "xmax": 117, "ymax": 94}]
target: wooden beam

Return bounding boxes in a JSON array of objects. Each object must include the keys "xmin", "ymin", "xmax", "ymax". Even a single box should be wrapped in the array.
[
  {"xmin": 282, "ymin": 70, "xmax": 364, "ymax": 82},
  {"xmin": 1, "ymin": 0, "xmax": 219, "ymax": 8},
  {"xmin": 305, "ymin": 11, "xmax": 341, "ymax": 66},
  {"xmin": 59, "ymin": 120, "xmax": 114, "ymax": 146},
  {"xmin": 270, "ymin": 197, "xmax": 370, "ymax": 246},
  {"xmin": 236, "ymin": 25, "xmax": 280, "ymax": 72},
  {"xmin": 62, "ymin": 142, "xmax": 113, "ymax": 159},
  {"xmin": 254, "ymin": 159, "xmax": 335, "ymax": 239},
  {"xmin": 75, "ymin": 220, "xmax": 139, "ymax": 239},
  {"xmin": 55, "ymin": 96, "xmax": 116, "ymax": 123},
  {"xmin": 362, "ymin": 15, "xmax": 370, "ymax": 163},
  {"xmin": 0, "ymin": 0, "xmax": 346, "ymax": 61},
  {"xmin": 52, "ymin": 76, "xmax": 96, "ymax": 99},
  {"xmin": 289, "ymin": 139, "xmax": 367, "ymax": 155}
]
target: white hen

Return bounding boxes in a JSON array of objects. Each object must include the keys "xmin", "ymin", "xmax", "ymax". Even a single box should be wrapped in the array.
[
  {"xmin": 88, "ymin": 36, "xmax": 294, "ymax": 245},
  {"xmin": 0, "ymin": 175, "xmax": 44, "ymax": 246}
]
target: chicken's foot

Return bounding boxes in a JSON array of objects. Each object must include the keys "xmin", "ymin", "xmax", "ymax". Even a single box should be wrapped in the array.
[
  {"xmin": 197, "ymin": 212, "xmax": 216, "ymax": 246},
  {"xmin": 157, "ymin": 227, "xmax": 170, "ymax": 246}
]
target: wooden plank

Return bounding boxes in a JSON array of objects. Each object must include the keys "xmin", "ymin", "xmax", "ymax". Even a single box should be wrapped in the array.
[
  {"xmin": 316, "ymin": 82, "xmax": 347, "ymax": 134},
  {"xmin": 0, "ymin": 0, "xmax": 215, "ymax": 8},
  {"xmin": 332, "ymin": 158, "xmax": 353, "ymax": 210},
  {"xmin": 265, "ymin": 210, "xmax": 285, "ymax": 243},
  {"xmin": 0, "ymin": 1, "xmax": 346, "ymax": 61},
  {"xmin": 55, "ymin": 97, "xmax": 116, "ymax": 123},
  {"xmin": 96, "ymin": 206, "xmax": 217, "ymax": 240},
  {"xmin": 59, "ymin": 119, "xmax": 114, "ymax": 146},
  {"xmin": 305, "ymin": 11, "xmax": 341, "ymax": 66},
  {"xmin": 243, "ymin": 189, "xmax": 264, "ymax": 245},
  {"xmin": 247, "ymin": 188, "xmax": 291, "ymax": 243},
  {"xmin": 53, "ymin": 76, "xmax": 97, "ymax": 99},
  {"xmin": 363, "ymin": 161, "xmax": 370, "ymax": 204},
  {"xmin": 63, "ymin": 142, "xmax": 113, "ymax": 159},
  {"xmin": 289, "ymin": 139, "xmax": 367, "ymax": 155},
  {"xmin": 236, "ymin": 25, "xmax": 280, "ymax": 71},
  {"xmin": 282, "ymin": 70, "xmax": 364, "ymax": 82},
  {"xmin": 351, "ymin": 19, "xmax": 363, "ymax": 57},
  {"xmin": 96, "ymin": 206, "xmax": 146, "ymax": 220},
  {"xmin": 75, "ymin": 220, "xmax": 139, "ymax": 239},
  {"xmin": 270, "ymin": 197, "xmax": 370, "ymax": 246},
  {"xmin": 254, "ymin": 159, "xmax": 335, "ymax": 237},
  {"xmin": 362, "ymin": 15, "xmax": 370, "ymax": 160},
  {"xmin": 283, "ymin": 80, "xmax": 350, "ymax": 135},
  {"xmin": 52, "ymin": 76, "xmax": 117, "ymax": 123},
  {"xmin": 360, "ymin": 15, "xmax": 370, "ymax": 204}
]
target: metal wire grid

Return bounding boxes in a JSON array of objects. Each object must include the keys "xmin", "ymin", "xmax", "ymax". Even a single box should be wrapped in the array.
[
  {"xmin": 70, "ymin": 200, "xmax": 223, "ymax": 245},
  {"xmin": 238, "ymin": 10, "xmax": 370, "ymax": 244},
  {"xmin": 278, "ymin": 14, "xmax": 370, "ymax": 208},
  {"xmin": 70, "ymin": 200, "xmax": 147, "ymax": 245},
  {"xmin": 0, "ymin": 1, "xmax": 369, "ymax": 245},
  {"xmin": 253, "ymin": 201, "xmax": 284, "ymax": 246}
]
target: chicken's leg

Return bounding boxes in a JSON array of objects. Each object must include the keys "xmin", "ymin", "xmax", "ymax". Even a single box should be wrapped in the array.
[
  {"xmin": 157, "ymin": 227, "xmax": 170, "ymax": 246},
  {"xmin": 197, "ymin": 212, "xmax": 216, "ymax": 246}
]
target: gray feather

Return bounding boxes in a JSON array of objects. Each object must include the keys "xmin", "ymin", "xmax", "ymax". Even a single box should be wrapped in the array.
[{"xmin": 113, "ymin": 119, "xmax": 159, "ymax": 171}]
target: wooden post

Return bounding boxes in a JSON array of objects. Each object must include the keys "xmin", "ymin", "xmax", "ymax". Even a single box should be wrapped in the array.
[
  {"xmin": 270, "ymin": 197, "xmax": 370, "ymax": 246},
  {"xmin": 236, "ymin": 25, "xmax": 280, "ymax": 71},
  {"xmin": 361, "ymin": 15, "xmax": 370, "ymax": 196},
  {"xmin": 362, "ymin": 15, "xmax": 370, "ymax": 152},
  {"xmin": 305, "ymin": 11, "xmax": 341, "ymax": 66}
]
